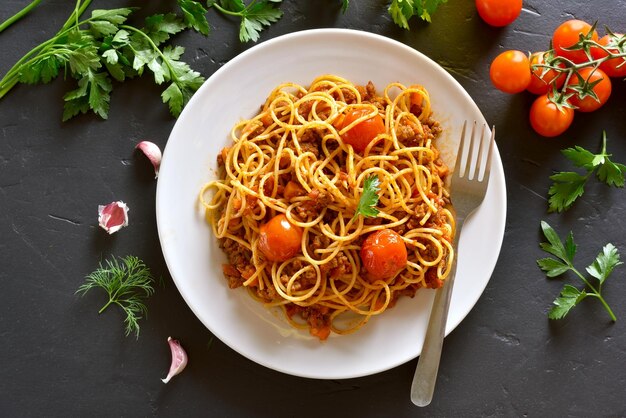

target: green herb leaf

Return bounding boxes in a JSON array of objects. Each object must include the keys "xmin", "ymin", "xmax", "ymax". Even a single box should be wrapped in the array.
[
  {"xmin": 388, "ymin": 0, "xmax": 446, "ymax": 28},
  {"xmin": 561, "ymin": 146, "xmax": 597, "ymax": 170},
  {"xmin": 548, "ymin": 284, "xmax": 587, "ymax": 319},
  {"xmin": 63, "ymin": 69, "xmax": 112, "ymax": 120},
  {"xmin": 537, "ymin": 257, "xmax": 570, "ymax": 278},
  {"xmin": 177, "ymin": 0, "xmax": 210, "ymax": 35},
  {"xmin": 341, "ymin": 0, "xmax": 349, "ymax": 13},
  {"xmin": 388, "ymin": 0, "xmax": 413, "ymax": 30},
  {"xmin": 354, "ymin": 175, "xmax": 381, "ymax": 218},
  {"xmin": 210, "ymin": 0, "xmax": 283, "ymax": 43},
  {"xmin": 76, "ymin": 255, "xmax": 156, "ymax": 338},
  {"xmin": 586, "ymin": 243, "xmax": 622, "ymax": 285},
  {"xmin": 547, "ymin": 171, "xmax": 588, "ymax": 212},
  {"xmin": 539, "ymin": 221, "xmax": 573, "ymax": 264},
  {"xmin": 144, "ymin": 13, "xmax": 188, "ymax": 46}
]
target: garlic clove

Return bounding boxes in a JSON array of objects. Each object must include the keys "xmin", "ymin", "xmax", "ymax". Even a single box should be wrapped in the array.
[
  {"xmin": 98, "ymin": 201, "xmax": 129, "ymax": 234},
  {"xmin": 162, "ymin": 336, "xmax": 188, "ymax": 384},
  {"xmin": 135, "ymin": 141, "xmax": 162, "ymax": 179}
]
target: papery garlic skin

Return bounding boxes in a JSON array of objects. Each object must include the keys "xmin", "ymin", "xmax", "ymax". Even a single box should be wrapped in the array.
[
  {"xmin": 98, "ymin": 201, "xmax": 129, "ymax": 234},
  {"xmin": 162, "ymin": 336, "xmax": 188, "ymax": 384},
  {"xmin": 135, "ymin": 141, "xmax": 162, "ymax": 179}
]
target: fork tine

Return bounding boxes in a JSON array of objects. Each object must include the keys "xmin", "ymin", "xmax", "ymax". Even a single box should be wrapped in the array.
[
  {"xmin": 480, "ymin": 125, "xmax": 496, "ymax": 182},
  {"xmin": 464, "ymin": 121, "xmax": 477, "ymax": 179},
  {"xmin": 472, "ymin": 123, "xmax": 487, "ymax": 181},
  {"xmin": 454, "ymin": 121, "xmax": 467, "ymax": 177}
]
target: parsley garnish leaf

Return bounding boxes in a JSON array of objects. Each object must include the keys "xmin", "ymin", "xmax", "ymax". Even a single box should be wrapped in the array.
[
  {"xmin": 586, "ymin": 243, "xmax": 622, "ymax": 285},
  {"xmin": 548, "ymin": 131, "xmax": 626, "ymax": 212},
  {"xmin": 177, "ymin": 0, "xmax": 211, "ymax": 35},
  {"xmin": 209, "ymin": 0, "xmax": 283, "ymax": 43},
  {"xmin": 76, "ymin": 255, "xmax": 156, "ymax": 338},
  {"xmin": 548, "ymin": 285, "xmax": 587, "ymax": 320},
  {"xmin": 538, "ymin": 221, "xmax": 619, "ymax": 321},
  {"xmin": 341, "ymin": 0, "xmax": 349, "ymax": 13},
  {"xmin": 388, "ymin": 0, "xmax": 447, "ymax": 29},
  {"xmin": 354, "ymin": 175, "xmax": 381, "ymax": 218}
]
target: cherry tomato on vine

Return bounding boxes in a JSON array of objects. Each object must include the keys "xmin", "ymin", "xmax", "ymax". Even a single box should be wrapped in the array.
[
  {"xmin": 552, "ymin": 20, "xmax": 598, "ymax": 63},
  {"xmin": 529, "ymin": 94, "xmax": 574, "ymax": 137},
  {"xmin": 527, "ymin": 52, "xmax": 565, "ymax": 95},
  {"xmin": 340, "ymin": 108, "xmax": 386, "ymax": 153},
  {"xmin": 489, "ymin": 50, "xmax": 531, "ymax": 94},
  {"xmin": 475, "ymin": 0, "xmax": 522, "ymax": 27},
  {"xmin": 591, "ymin": 34, "xmax": 626, "ymax": 78},
  {"xmin": 567, "ymin": 67, "xmax": 612, "ymax": 113},
  {"xmin": 258, "ymin": 214, "xmax": 303, "ymax": 262},
  {"xmin": 360, "ymin": 229, "xmax": 407, "ymax": 281}
]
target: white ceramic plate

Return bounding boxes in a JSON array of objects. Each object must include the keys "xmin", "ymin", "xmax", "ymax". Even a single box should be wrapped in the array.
[{"xmin": 156, "ymin": 29, "xmax": 506, "ymax": 379}]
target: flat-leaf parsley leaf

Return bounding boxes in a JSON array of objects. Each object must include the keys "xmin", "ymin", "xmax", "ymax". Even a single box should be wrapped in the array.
[
  {"xmin": 209, "ymin": 0, "xmax": 283, "ymax": 43},
  {"xmin": 354, "ymin": 175, "xmax": 381, "ymax": 219}
]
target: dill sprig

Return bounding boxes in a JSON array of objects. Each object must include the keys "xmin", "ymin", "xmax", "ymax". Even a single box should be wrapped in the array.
[{"xmin": 77, "ymin": 255, "xmax": 155, "ymax": 338}]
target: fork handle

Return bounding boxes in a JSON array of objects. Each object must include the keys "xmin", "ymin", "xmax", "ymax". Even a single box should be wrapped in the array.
[{"xmin": 409, "ymin": 227, "xmax": 461, "ymax": 407}]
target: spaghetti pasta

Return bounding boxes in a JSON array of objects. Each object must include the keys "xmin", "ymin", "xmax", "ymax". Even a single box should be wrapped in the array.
[{"xmin": 200, "ymin": 75, "xmax": 455, "ymax": 340}]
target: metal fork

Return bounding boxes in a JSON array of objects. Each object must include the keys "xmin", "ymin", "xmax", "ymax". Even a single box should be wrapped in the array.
[{"xmin": 410, "ymin": 121, "xmax": 495, "ymax": 407}]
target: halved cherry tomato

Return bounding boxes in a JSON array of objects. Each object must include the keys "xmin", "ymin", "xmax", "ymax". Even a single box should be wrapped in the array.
[
  {"xmin": 527, "ymin": 51, "xmax": 566, "ymax": 95},
  {"xmin": 360, "ymin": 229, "xmax": 408, "ymax": 281},
  {"xmin": 567, "ymin": 67, "xmax": 612, "ymax": 113},
  {"xmin": 258, "ymin": 214, "xmax": 303, "ymax": 262},
  {"xmin": 489, "ymin": 50, "xmax": 531, "ymax": 94},
  {"xmin": 475, "ymin": 0, "xmax": 522, "ymax": 27},
  {"xmin": 529, "ymin": 94, "xmax": 574, "ymax": 137},
  {"xmin": 591, "ymin": 34, "xmax": 626, "ymax": 78},
  {"xmin": 552, "ymin": 20, "xmax": 598, "ymax": 63},
  {"xmin": 340, "ymin": 108, "xmax": 386, "ymax": 153}
]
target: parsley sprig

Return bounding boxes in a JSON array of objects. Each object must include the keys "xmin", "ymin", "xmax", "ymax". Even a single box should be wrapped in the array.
[
  {"xmin": 0, "ymin": 0, "xmax": 209, "ymax": 120},
  {"xmin": 77, "ymin": 255, "xmax": 156, "ymax": 338},
  {"xmin": 388, "ymin": 0, "xmax": 448, "ymax": 29},
  {"xmin": 548, "ymin": 131, "xmax": 626, "ymax": 212},
  {"xmin": 208, "ymin": 0, "xmax": 283, "ymax": 43},
  {"xmin": 354, "ymin": 175, "xmax": 381, "ymax": 218},
  {"xmin": 537, "ymin": 221, "xmax": 620, "ymax": 322}
]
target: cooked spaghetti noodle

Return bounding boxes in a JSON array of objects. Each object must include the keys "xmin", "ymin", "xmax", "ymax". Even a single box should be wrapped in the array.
[{"xmin": 200, "ymin": 75, "xmax": 454, "ymax": 340}]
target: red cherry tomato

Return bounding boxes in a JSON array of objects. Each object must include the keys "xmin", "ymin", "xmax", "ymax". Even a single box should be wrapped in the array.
[
  {"xmin": 489, "ymin": 50, "xmax": 531, "ymax": 94},
  {"xmin": 341, "ymin": 108, "xmax": 386, "ymax": 153},
  {"xmin": 258, "ymin": 214, "xmax": 303, "ymax": 262},
  {"xmin": 475, "ymin": 0, "xmax": 522, "ymax": 27},
  {"xmin": 527, "ymin": 52, "xmax": 566, "ymax": 95},
  {"xmin": 529, "ymin": 94, "xmax": 575, "ymax": 137},
  {"xmin": 567, "ymin": 67, "xmax": 612, "ymax": 113},
  {"xmin": 360, "ymin": 229, "xmax": 408, "ymax": 281},
  {"xmin": 552, "ymin": 20, "xmax": 598, "ymax": 63},
  {"xmin": 591, "ymin": 34, "xmax": 626, "ymax": 78}
]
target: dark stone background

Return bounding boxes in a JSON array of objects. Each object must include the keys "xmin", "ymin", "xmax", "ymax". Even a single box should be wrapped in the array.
[{"xmin": 1, "ymin": 0, "xmax": 625, "ymax": 416}]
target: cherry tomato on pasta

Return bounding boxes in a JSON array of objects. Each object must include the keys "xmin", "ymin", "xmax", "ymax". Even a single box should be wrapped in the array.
[
  {"xmin": 591, "ymin": 34, "xmax": 626, "ymax": 78},
  {"xmin": 360, "ymin": 229, "xmax": 408, "ymax": 281},
  {"xmin": 527, "ymin": 52, "xmax": 565, "ymax": 95},
  {"xmin": 552, "ymin": 20, "xmax": 598, "ymax": 63},
  {"xmin": 258, "ymin": 214, "xmax": 303, "ymax": 262},
  {"xmin": 567, "ymin": 67, "xmax": 612, "ymax": 113},
  {"xmin": 489, "ymin": 50, "xmax": 531, "ymax": 94},
  {"xmin": 529, "ymin": 94, "xmax": 574, "ymax": 137},
  {"xmin": 340, "ymin": 108, "xmax": 386, "ymax": 153},
  {"xmin": 475, "ymin": 0, "xmax": 522, "ymax": 27}
]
